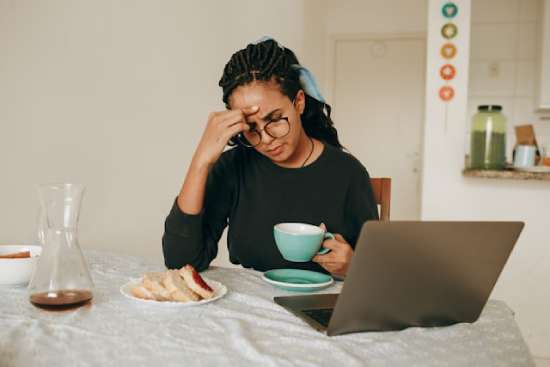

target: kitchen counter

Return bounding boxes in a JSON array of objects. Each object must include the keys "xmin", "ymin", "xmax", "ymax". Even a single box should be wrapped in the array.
[{"xmin": 463, "ymin": 169, "xmax": 550, "ymax": 181}]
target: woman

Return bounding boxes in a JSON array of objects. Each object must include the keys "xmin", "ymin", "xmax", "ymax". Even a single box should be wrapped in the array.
[{"xmin": 162, "ymin": 39, "xmax": 378, "ymax": 278}]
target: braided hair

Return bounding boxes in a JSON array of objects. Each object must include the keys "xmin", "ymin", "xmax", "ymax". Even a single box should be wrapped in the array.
[{"xmin": 218, "ymin": 39, "xmax": 343, "ymax": 150}]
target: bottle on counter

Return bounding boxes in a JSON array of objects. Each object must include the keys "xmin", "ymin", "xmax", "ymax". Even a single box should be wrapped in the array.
[
  {"xmin": 470, "ymin": 105, "xmax": 507, "ymax": 170},
  {"xmin": 541, "ymin": 144, "xmax": 550, "ymax": 167}
]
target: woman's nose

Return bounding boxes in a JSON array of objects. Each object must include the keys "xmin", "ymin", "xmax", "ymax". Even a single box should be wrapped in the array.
[{"xmin": 260, "ymin": 129, "xmax": 275, "ymax": 145}]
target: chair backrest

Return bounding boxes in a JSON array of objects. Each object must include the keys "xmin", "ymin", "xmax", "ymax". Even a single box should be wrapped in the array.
[{"xmin": 370, "ymin": 178, "xmax": 391, "ymax": 221}]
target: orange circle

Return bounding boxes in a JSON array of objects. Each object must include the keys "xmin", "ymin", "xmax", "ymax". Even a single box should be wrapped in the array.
[
  {"xmin": 440, "ymin": 64, "xmax": 456, "ymax": 80},
  {"xmin": 440, "ymin": 43, "xmax": 457, "ymax": 59},
  {"xmin": 439, "ymin": 86, "xmax": 455, "ymax": 101}
]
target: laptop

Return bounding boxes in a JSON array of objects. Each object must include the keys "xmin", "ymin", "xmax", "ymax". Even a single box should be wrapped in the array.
[{"xmin": 274, "ymin": 221, "xmax": 524, "ymax": 336}]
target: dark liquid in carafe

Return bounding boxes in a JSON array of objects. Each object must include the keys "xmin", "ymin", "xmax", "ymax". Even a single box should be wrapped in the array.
[{"xmin": 30, "ymin": 290, "xmax": 93, "ymax": 310}]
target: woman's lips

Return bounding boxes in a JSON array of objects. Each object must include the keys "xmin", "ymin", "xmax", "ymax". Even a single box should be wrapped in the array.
[{"xmin": 266, "ymin": 145, "xmax": 284, "ymax": 156}]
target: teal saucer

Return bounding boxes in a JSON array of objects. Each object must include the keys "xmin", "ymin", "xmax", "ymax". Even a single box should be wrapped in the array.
[{"xmin": 262, "ymin": 269, "xmax": 334, "ymax": 292}]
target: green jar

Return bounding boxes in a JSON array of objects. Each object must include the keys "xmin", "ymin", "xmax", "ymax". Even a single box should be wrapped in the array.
[{"xmin": 470, "ymin": 105, "xmax": 507, "ymax": 170}]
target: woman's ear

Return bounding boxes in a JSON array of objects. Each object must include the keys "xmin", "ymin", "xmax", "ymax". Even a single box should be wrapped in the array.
[{"xmin": 295, "ymin": 89, "xmax": 306, "ymax": 115}]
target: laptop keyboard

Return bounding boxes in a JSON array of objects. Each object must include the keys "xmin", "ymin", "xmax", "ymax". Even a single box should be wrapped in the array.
[{"xmin": 302, "ymin": 308, "xmax": 334, "ymax": 327}]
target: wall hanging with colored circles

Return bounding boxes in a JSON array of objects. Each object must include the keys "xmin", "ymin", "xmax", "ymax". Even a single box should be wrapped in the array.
[{"xmin": 439, "ymin": 2, "xmax": 459, "ymax": 106}]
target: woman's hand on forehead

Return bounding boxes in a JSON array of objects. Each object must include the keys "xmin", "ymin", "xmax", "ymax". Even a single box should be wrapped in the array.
[{"xmin": 191, "ymin": 106, "xmax": 260, "ymax": 168}]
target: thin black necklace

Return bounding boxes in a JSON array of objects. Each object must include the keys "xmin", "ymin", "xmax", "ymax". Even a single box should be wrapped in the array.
[{"xmin": 301, "ymin": 136, "xmax": 314, "ymax": 168}]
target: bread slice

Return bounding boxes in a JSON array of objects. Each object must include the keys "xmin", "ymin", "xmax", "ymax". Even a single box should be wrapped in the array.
[
  {"xmin": 142, "ymin": 272, "xmax": 171, "ymax": 301},
  {"xmin": 162, "ymin": 270, "xmax": 200, "ymax": 302},
  {"xmin": 142, "ymin": 272, "xmax": 164, "ymax": 291},
  {"xmin": 131, "ymin": 285, "xmax": 154, "ymax": 300},
  {"xmin": 0, "ymin": 251, "xmax": 31, "ymax": 259},
  {"xmin": 179, "ymin": 265, "xmax": 214, "ymax": 300}
]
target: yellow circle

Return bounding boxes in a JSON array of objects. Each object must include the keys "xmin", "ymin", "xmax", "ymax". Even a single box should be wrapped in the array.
[
  {"xmin": 440, "ymin": 43, "xmax": 457, "ymax": 59},
  {"xmin": 441, "ymin": 23, "xmax": 458, "ymax": 39}
]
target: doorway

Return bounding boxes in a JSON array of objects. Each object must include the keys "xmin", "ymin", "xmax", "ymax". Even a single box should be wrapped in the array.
[{"xmin": 330, "ymin": 35, "xmax": 426, "ymax": 219}]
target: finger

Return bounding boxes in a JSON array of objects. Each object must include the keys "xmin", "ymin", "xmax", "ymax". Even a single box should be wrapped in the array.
[
  {"xmin": 219, "ymin": 106, "xmax": 259, "ymax": 123},
  {"xmin": 220, "ymin": 116, "xmax": 248, "ymax": 130},
  {"xmin": 334, "ymin": 233, "xmax": 347, "ymax": 243},
  {"xmin": 320, "ymin": 239, "xmax": 345, "ymax": 251},
  {"xmin": 221, "ymin": 123, "xmax": 249, "ymax": 141},
  {"xmin": 319, "ymin": 222, "xmax": 327, "ymax": 231},
  {"xmin": 217, "ymin": 110, "xmax": 248, "ymax": 126},
  {"xmin": 317, "ymin": 262, "xmax": 340, "ymax": 273},
  {"xmin": 222, "ymin": 105, "xmax": 259, "ymax": 117},
  {"xmin": 241, "ymin": 105, "xmax": 260, "ymax": 115},
  {"xmin": 312, "ymin": 253, "xmax": 338, "ymax": 263},
  {"xmin": 218, "ymin": 106, "xmax": 259, "ymax": 128}
]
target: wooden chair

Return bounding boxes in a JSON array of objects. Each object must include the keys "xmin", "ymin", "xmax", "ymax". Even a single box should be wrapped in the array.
[{"xmin": 370, "ymin": 177, "xmax": 391, "ymax": 221}]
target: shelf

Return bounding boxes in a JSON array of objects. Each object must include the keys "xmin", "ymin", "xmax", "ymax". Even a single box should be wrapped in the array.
[{"xmin": 463, "ymin": 169, "xmax": 550, "ymax": 181}]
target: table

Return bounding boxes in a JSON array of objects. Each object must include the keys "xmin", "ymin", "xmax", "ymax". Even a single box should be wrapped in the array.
[{"xmin": 0, "ymin": 250, "xmax": 534, "ymax": 367}]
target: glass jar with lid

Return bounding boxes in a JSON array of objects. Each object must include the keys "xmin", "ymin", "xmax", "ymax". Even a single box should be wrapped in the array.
[{"xmin": 470, "ymin": 105, "xmax": 507, "ymax": 170}]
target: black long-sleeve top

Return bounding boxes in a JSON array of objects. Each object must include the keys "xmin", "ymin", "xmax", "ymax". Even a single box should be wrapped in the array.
[{"xmin": 162, "ymin": 143, "xmax": 379, "ymax": 272}]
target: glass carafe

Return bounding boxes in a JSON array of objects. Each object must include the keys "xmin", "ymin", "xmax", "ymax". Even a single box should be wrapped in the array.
[{"xmin": 28, "ymin": 183, "xmax": 94, "ymax": 309}]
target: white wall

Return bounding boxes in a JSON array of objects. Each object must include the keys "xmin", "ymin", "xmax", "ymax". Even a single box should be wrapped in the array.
[
  {"xmin": 302, "ymin": 0, "xmax": 428, "ymax": 95},
  {"xmin": 423, "ymin": 0, "xmax": 550, "ymax": 359},
  {"xmin": 0, "ymin": 0, "xmax": 305, "ymax": 260},
  {"xmin": 468, "ymin": 0, "xmax": 549, "ymax": 158}
]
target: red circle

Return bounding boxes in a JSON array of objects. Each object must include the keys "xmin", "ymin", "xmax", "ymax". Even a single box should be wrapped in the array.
[
  {"xmin": 439, "ymin": 86, "xmax": 455, "ymax": 101},
  {"xmin": 440, "ymin": 64, "xmax": 456, "ymax": 80}
]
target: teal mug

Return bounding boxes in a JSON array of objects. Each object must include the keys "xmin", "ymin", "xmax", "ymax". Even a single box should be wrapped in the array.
[{"xmin": 273, "ymin": 223, "xmax": 333, "ymax": 262}]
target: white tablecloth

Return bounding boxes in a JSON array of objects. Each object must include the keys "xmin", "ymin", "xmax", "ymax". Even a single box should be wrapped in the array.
[{"xmin": 0, "ymin": 250, "xmax": 534, "ymax": 367}]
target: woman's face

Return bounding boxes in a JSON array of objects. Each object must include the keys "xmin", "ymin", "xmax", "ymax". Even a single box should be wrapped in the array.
[{"xmin": 228, "ymin": 81, "xmax": 306, "ymax": 165}]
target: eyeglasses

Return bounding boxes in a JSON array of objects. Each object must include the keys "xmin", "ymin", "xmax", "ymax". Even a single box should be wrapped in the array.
[{"xmin": 237, "ymin": 116, "xmax": 291, "ymax": 147}]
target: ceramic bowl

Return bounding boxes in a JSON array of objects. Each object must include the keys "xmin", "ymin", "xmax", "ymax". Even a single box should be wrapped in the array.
[{"xmin": 0, "ymin": 245, "xmax": 42, "ymax": 286}]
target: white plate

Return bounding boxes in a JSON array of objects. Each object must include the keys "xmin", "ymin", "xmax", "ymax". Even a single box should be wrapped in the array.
[
  {"xmin": 120, "ymin": 277, "xmax": 227, "ymax": 306},
  {"xmin": 514, "ymin": 166, "xmax": 550, "ymax": 173}
]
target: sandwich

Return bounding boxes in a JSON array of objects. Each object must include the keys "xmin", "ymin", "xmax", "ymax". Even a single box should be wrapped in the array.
[{"xmin": 130, "ymin": 265, "xmax": 214, "ymax": 303}]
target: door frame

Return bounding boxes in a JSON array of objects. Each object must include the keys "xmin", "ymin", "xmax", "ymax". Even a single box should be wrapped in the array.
[{"xmin": 325, "ymin": 32, "xmax": 428, "ymax": 219}]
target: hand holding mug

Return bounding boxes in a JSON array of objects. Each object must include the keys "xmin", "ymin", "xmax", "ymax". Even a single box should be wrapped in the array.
[
  {"xmin": 312, "ymin": 223, "xmax": 353, "ymax": 278},
  {"xmin": 273, "ymin": 223, "xmax": 333, "ymax": 262}
]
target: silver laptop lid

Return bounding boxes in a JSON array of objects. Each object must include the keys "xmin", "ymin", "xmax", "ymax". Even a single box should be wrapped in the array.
[{"xmin": 327, "ymin": 221, "xmax": 524, "ymax": 336}]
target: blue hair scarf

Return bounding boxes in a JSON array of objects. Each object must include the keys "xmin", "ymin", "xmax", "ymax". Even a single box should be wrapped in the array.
[{"xmin": 253, "ymin": 36, "xmax": 326, "ymax": 104}]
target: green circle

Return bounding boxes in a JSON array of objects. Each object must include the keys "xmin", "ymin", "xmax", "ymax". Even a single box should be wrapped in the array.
[
  {"xmin": 442, "ymin": 2, "xmax": 458, "ymax": 18},
  {"xmin": 441, "ymin": 23, "xmax": 458, "ymax": 39}
]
